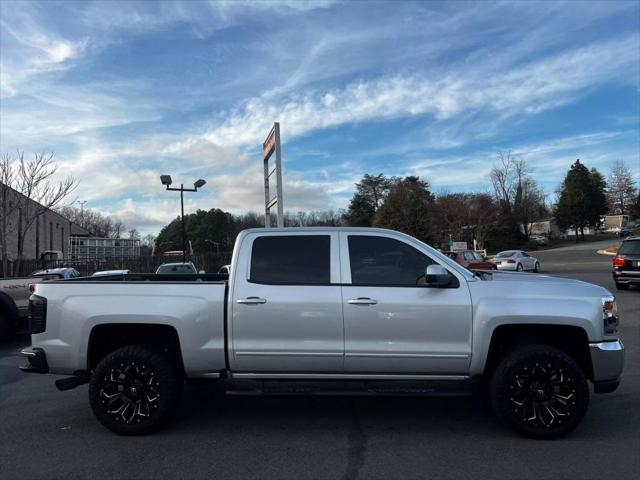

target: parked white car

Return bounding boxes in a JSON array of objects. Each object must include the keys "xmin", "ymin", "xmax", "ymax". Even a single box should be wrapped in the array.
[
  {"xmin": 491, "ymin": 250, "xmax": 540, "ymax": 272},
  {"xmin": 529, "ymin": 235, "xmax": 548, "ymax": 246}
]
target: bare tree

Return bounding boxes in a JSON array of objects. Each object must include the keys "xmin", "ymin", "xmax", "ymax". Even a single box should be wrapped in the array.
[
  {"xmin": 489, "ymin": 151, "xmax": 527, "ymax": 213},
  {"xmin": 606, "ymin": 160, "xmax": 637, "ymax": 215},
  {"xmin": 0, "ymin": 154, "xmax": 18, "ymax": 275},
  {"xmin": 0, "ymin": 152, "xmax": 77, "ymax": 273}
]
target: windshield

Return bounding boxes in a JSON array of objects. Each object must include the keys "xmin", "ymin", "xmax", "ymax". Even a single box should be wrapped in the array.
[
  {"xmin": 157, "ymin": 264, "xmax": 195, "ymax": 274},
  {"xmin": 619, "ymin": 240, "xmax": 640, "ymax": 255},
  {"xmin": 495, "ymin": 251, "xmax": 516, "ymax": 258}
]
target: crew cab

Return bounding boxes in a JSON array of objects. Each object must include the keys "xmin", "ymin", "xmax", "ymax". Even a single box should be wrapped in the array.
[{"xmin": 21, "ymin": 228, "xmax": 624, "ymax": 438}]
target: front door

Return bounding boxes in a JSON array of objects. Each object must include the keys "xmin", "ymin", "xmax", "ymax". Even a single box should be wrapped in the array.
[
  {"xmin": 340, "ymin": 233, "xmax": 473, "ymax": 374},
  {"xmin": 230, "ymin": 232, "xmax": 344, "ymax": 373}
]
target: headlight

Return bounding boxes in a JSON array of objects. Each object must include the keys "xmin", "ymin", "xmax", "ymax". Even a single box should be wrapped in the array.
[{"xmin": 601, "ymin": 295, "xmax": 618, "ymax": 335}]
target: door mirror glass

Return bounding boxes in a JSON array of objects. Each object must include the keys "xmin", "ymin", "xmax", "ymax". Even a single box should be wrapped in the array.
[{"xmin": 425, "ymin": 265, "xmax": 451, "ymax": 287}]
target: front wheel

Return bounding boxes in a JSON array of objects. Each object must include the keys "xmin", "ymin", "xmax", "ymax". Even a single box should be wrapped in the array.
[
  {"xmin": 534, "ymin": 262, "xmax": 540, "ymax": 273},
  {"xmin": 489, "ymin": 344, "xmax": 589, "ymax": 439},
  {"xmin": 89, "ymin": 345, "xmax": 183, "ymax": 435}
]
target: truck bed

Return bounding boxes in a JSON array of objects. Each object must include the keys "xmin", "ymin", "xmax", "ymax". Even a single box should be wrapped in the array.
[{"xmin": 31, "ymin": 277, "xmax": 228, "ymax": 377}]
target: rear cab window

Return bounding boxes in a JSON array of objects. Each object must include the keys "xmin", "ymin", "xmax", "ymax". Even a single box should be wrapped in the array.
[{"xmin": 250, "ymin": 235, "xmax": 331, "ymax": 284}]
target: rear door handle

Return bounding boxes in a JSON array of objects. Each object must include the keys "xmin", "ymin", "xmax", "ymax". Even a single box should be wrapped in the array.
[
  {"xmin": 347, "ymin": 297, "xmax": 378, "ymax": 305},
  {"xmin": 237, "ymin": 297, "xmax": 267, "ymax": 304}
]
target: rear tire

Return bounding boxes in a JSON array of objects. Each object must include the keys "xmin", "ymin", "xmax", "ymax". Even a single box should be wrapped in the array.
[
  {"xmin": 89, "ymin": 344, "xmax": 183, "ymax": 435},
  {"xmin": 489, "ymin": 344, "xmax": 589, "ymax": 439},
  {"xmin": 534, "ymin": 262, "xmax": 540, "ymax": 273},
  {"xmin": 516, "ymin": 263, "xmax": 523, "ymax": 272},
  {"xmin": 615, "ymin": 282, "xmax": 629, "ymax": 291}
]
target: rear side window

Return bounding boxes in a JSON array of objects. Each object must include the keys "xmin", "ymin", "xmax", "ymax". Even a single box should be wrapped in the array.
[
  {"xmin": 619, "ymin": 240, "xmax": 640, "ymax": 255},
  {"xmin": 250, "ymin": 235, "xmax": 330, "ymax": 284},
  {"xmin": 348, "ymin": 235, "xmax": 435, "ymax": 286}
]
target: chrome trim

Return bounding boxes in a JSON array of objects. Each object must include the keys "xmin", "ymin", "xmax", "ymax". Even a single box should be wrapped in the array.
[
  {"xmin": 20, "ymin": 350, "xmax": 37, "ymax": 357},
  {"xmin": 589, "ymin": 339, "xmax": 624, "ymax": 383},
  {"xmin": 590, "ymin": 339, "xmax": 624, "ymax": 352},
  {"xmin": 235, "ymin": 351, "xmax": 343, "ymax": 357},
  {"xmin": 347, "ymin": 298, "xmax": 378, "ymax": 305},
  {"xmin": 236, "ymin": 297, "xmax": 267, "ymax": 304},
  {"xmin": 231, "ymin": 373, "xmax": 469, "ymax": 380},
  {"xmin": 345, "ymin": 352, "xmax": 469, "ymax": 359}
]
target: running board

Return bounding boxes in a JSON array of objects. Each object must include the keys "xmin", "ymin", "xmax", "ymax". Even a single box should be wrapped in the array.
[{"xmin": 223, "ymin": 379, "xmax": 472, "ymax": 397}]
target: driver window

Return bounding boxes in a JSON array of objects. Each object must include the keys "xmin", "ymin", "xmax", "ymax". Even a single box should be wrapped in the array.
[{"xmin": 348, "ymin": 235, "xmax": 436, "ymax": 286}]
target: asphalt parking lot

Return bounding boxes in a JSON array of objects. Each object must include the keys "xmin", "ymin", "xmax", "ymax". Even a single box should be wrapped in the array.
[{"xmin": 1, "ymin": 239, "xmax": 638, "ymax": 480}]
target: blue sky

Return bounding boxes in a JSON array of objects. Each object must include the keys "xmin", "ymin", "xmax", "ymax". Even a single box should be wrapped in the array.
[{"xmin": 1, "ymin": 0, "xmax": 639, "ymax": 235}]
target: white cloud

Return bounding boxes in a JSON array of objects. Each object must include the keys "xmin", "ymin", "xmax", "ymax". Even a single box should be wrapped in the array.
[{"xmin": 203, "ymin": 35, "xmax": 639, "ymax": 149}]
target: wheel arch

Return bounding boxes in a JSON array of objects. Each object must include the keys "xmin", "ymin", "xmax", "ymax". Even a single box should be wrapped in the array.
[
  {"xmin": 87, "ymin": 323, "xmax": 185, "ymax": 375},
  {"xmin": 482, "ymin": 324, "xmax": 593, "ymax": 381}
]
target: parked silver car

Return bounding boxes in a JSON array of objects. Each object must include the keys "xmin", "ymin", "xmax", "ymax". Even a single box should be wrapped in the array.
[{"xmin": 491, "ymin": 250, "xmax": 540, "ymax": 272}]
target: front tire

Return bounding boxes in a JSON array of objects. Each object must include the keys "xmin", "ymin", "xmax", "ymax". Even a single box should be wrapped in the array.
[
  {"xmin": 534, "ymin": 262, "xmax": 540, "ymax": 273},
  {"xmin": 489, "ymin": 344, "xmax": 589, "ymax": 439},
  {"xmin": 89, "ymin": 345, "xmax": 183, "ymax": 435}
]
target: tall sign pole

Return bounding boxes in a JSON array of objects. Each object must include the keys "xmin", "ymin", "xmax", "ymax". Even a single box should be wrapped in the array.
[{"xmin": 263, "ymin": 122, "xmax": 284, "ymax": 228}]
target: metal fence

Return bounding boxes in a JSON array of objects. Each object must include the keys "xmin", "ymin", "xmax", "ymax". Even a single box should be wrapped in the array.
[{"xmin": 0, "ymin": 252, "xmax": 233, "ymax": 278}]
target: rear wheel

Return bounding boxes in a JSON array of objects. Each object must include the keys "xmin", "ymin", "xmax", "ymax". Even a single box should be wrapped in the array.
[
  {"xmin": 615, "ymin": 282, "xmax": 629, "ymax": 291},
  {"xmin": 516, "ymin": 263, "xmax": 523, "ymax": 272},
  {"xmin": 89, "ymin": 345, "xmax": 183, "ymax": 435},
  {"xmin": 534, "ymin": 262, "xmax": 540, "ymax": 273},
  {"xmin": 489, "ymin": 344, "xmax": 589, "ymax": 439}
]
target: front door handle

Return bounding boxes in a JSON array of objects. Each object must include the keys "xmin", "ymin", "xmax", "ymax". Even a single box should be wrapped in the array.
[
  {"xmin": 237, "ymin": 297, "xmax": 267, "ymax": 305},
  {"xmin": 347, "ymin": 297, "xmax": 378, "ymax": 305}
]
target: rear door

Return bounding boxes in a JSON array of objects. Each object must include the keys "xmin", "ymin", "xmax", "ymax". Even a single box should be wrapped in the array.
[
  {"xmin": 340, "ymin": 232, "xmax": 473, "ymax": 375},
  {"xmin": 230, "ymin": 232, "xmax": 344, "ymax": 373}
]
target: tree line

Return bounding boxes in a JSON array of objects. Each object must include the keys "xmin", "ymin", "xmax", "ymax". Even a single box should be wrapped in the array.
[{"xmin": 155, "ymin": 155, "xmax": 638, "ymax": 254}]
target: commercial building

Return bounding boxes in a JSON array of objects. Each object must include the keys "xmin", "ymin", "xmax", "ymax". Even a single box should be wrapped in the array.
[
  {"xmin": 0, "ymin": 184, "xmax": 90, "ymax": 262},
  {"xmin": 68, "ymin": 236, "xmax": 140, "ymax": 261}
]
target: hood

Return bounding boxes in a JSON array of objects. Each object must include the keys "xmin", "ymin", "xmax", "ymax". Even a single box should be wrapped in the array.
[{"xmin": 474, "ymin": 270, "xmax": 611, "ymax": 296}]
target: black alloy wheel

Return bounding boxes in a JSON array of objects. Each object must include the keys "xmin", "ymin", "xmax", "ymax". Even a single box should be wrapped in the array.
[
  {"xmin": 89, "ymin": 345, "xmax": 182, "ymax": 435},
  {"xmin": 490, "ymin": 344, "xmax": 589, "ymax": 439}
]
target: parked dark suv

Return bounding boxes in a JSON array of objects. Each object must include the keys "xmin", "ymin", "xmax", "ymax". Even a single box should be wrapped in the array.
[{"xmin": 613, "ymin": 236, "xmax": 640, "ymax": 290}]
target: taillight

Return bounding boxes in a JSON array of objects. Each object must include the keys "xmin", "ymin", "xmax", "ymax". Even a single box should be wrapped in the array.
[
  {"xmin": 613, "ymin": 256, "xmax": 626, "ymax": 267},
  {"xmin": 506, "ymin": 259, "xmax": 516, "ymax": 264},
  {"xmin": 28, "ymin": 295, "xmax": 47, "ymax": 334},
  {"xmin": 28, "ymin": 283, "xmax": 37, "ymax": 294}
]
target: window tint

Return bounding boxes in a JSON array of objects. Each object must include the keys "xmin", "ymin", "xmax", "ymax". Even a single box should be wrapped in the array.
[
  {"xmin": 619, "ymin": 240, "xmax": 640, "ymax": 255},
  {"xmin": 250, "ymin": 235, "xmax": 330, "ymax": 284},
  {"xmin": 348, "ymin": 235, "xmax": 435, "ymax": 286}
]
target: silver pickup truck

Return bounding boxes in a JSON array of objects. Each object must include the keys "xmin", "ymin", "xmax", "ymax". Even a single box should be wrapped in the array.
[{"xmin": 21, "ymin": 228, "xmax": 624, "ymax": 438}]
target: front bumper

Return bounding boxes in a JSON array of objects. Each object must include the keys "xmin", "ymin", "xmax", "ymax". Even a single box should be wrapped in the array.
[
  {"xmin": 590, "ymin": 339, "xmax": 624, "ymax": 393},
  {"xmin": 19, "ymin": 347, "xmax": 49, "ymax": 374}
]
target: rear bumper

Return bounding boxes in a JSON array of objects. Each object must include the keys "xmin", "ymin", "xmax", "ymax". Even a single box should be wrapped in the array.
[
  {"xmin": 590, "ymin": 340, "xmax": 624, "ymax": 393},
  {"xmin": 613, "ymin": 271, "xmax": 640, "ymax": 284},
  {"xmin": 495, "ymin": 263, "xmax": 517, "ymax": 271},
  {"xmin": 19, "ymin": 347, "xmax": 49, "ymax": 374}
]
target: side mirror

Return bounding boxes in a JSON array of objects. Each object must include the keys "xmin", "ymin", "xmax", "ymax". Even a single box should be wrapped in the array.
[{"xmin": 425, "ymin": 265, "xmax": 451, "ymax": 287}]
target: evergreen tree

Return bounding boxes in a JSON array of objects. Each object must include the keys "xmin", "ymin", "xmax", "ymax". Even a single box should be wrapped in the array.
[
  {"xmin": 554, "ymin": 159, "xmax": 607, "ymax": 241},
  {"xmin": 343, "ymin": 173, "xmax": 392, "ymax": 226},
  {"xmin": 373, "ymin": 176, "xmax": 435, "ymax": 243}
]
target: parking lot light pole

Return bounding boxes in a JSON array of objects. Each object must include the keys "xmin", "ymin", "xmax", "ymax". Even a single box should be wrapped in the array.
[{"xmin": 160, "ymin": 175, "xmax": 206, "ymax": 263}]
